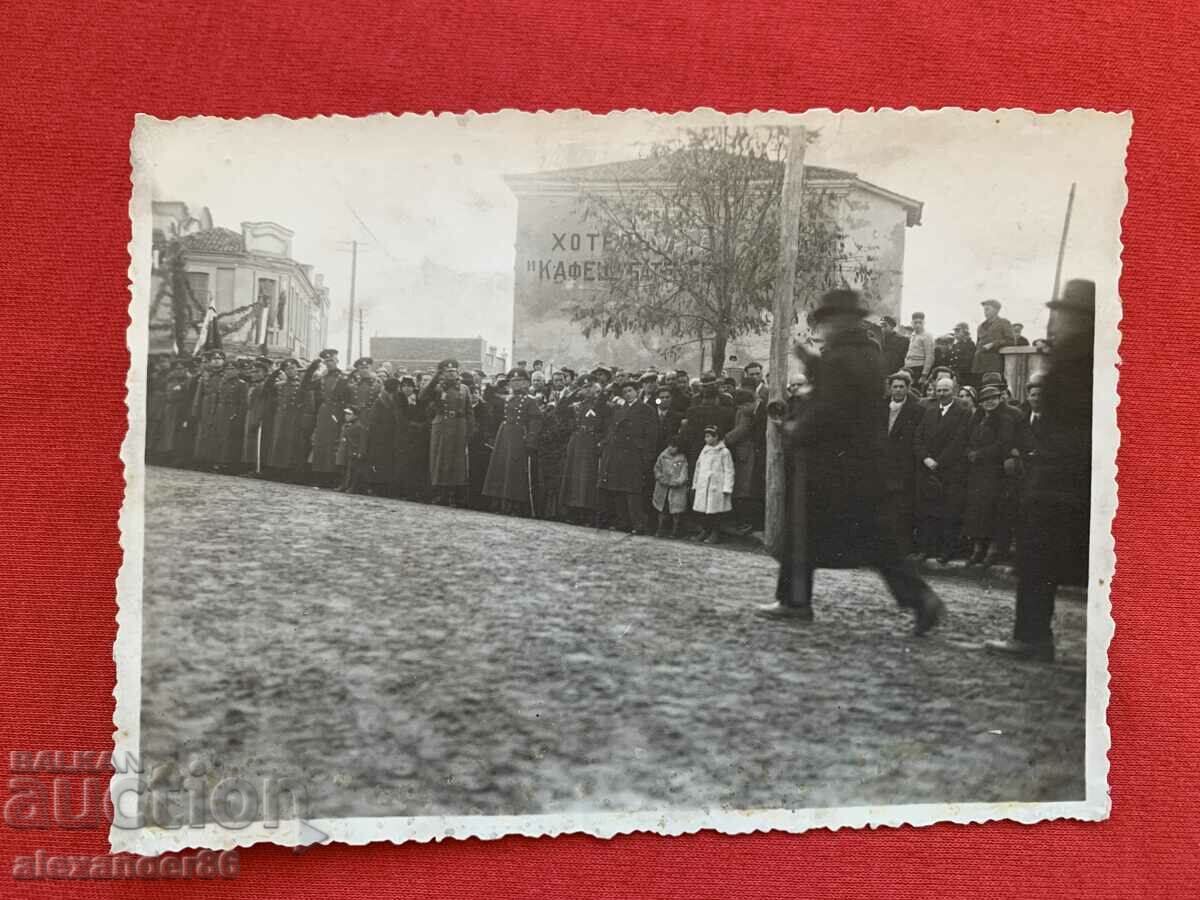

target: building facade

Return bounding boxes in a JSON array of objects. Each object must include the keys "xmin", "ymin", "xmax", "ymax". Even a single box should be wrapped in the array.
[
  {"xmin": 369, "ymin": 336, "xmax": 508, "ymax": 376},
  {"xmin": 149, "ymin": 202, "xmax": 330, "ymax": 359},
  {"xmin": 503, "ymin": 157, "xmax": 923, "ymax": 374}
]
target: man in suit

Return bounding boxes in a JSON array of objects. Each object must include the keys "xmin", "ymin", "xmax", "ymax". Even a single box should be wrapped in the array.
[
  {"xmin": 971, "ymin": 299, "xmax": 1016, "ymax": 383},
  {"xmin": 881, "ymin": 370, "xmax": 924, "ymax": 556},
  {"xmin": 756, "ymin": 289, "xmax": 943, "ymax": 634},
  {"xmin": 597, "ymin": 381, "xmax": 657, "ymax": 534},
  {"xmin": 913, "ymin": 375, "xmax": 971, "ymax": 563}
]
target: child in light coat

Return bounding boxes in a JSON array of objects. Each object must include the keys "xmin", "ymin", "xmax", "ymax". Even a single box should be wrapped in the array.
[
  {"xmin": 652, "ymin": 437, "xmax": 689, "ymax": 538},
  {"xmin": 692, "ymin": 425, "xmax": 735, "ymax": 544}
]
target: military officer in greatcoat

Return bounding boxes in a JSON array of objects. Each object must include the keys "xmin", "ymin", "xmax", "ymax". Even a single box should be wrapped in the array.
[
  {"xmin": 346, "ymin": 357, "xmax": 382, "ymax": 420},
  {"xmin": 309, "ymin": 349, "xmax": 345, "ymax": 485},
  {"xmin": 190, "ymin": 349, "xmax": 227, "ymax": 467},
  {"xmin": 422, "ymin": 358, "xmax": 474, "ymax": 506},
  {"xmin": 266, "ymin": 358, "xmax": 303, "ymax": 475},
  {"xmin": 218, "ymin": 357, "xmax": 253, "ymax": 472},
  {"xmin": 482, "ymin": 368, "xmax": 543, "ymax": 515}
]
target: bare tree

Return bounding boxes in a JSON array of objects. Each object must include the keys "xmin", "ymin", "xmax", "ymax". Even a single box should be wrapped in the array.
[{"xmin": 571, "ymin": 126, "xmax": 878, "ymax": 372}]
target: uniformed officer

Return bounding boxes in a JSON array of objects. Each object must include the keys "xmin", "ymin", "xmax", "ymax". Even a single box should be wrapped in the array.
[{"xmin": 482, "ymin": 368, "xmax": 543, "ymax": 515}]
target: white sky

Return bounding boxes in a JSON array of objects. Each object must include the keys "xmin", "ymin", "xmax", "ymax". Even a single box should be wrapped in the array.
[{"xmin": 139, "ymin": 109, "xmax": 1129, "ymax": 355}]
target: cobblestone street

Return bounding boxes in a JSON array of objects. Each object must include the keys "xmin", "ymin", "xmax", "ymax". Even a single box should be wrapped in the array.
[{"xmin": 140, "ymin": 466, "xmax": 1087, "ymax": 820}]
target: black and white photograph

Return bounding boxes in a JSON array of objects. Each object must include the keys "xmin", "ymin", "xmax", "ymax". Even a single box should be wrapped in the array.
[{"xmin": 113, "ymin": 108, "xmax": 1124, "ymax": 852}]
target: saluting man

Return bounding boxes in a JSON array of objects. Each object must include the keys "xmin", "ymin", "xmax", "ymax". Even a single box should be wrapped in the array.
[{"xmin": 482, "ymin": 368, "xmax": 543, "ymax": 516}]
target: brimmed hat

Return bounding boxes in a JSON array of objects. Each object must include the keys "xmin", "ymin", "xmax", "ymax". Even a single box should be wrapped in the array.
[
  {"xmin": 981, "ymin": 299, "xmax": 1002, "ymax": 311},
  {"xmin": 888, "ymin": 370, "xmax": 912, "ymax": 386},
  {"xmin": 590, "ymin": 365, "xmax": 612, "ymax": 380},
  {"xmin": 638, "ymin": 370, "xmax": 659, "ymax": 384},
  {"xmin": 980, "ymin": 371, "xmax": 1007, "ymax": 387},
  {"xmin": 1047, "ymin": 278, "xmax": 1095, "ymax": 315},
  {"xmin": 978, "ymin": 385, "xmax": 1002, "ymax": 402},
  {"xmin": 811, "ymin": 289, "xmax": 870, "ymax": 322}
]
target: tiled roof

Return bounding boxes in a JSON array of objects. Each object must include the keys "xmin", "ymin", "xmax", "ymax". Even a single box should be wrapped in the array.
[
  {"xmin": 507, "ymin": 152, "xmax": 855, "ymax": 184},
  {"xmin": 179, "ymin": 227, "xmax": 245, "ymax": 255}
]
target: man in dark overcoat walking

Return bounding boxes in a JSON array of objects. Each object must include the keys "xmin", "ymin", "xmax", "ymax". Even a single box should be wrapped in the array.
[
  {"xmin": 756, "ymin": 290, "xmax": 943, "ymax": 634},
  {"xmin": 986, "ymin": 279, "xmax": 1095, "ymax": 662},
  {"xmin": 483, "ymin": 368, "xmax": 543, "ymax": 515}
]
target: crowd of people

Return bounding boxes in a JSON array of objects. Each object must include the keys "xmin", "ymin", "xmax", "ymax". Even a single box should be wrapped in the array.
[
  {"xmin": 145, "ymin": 284, "xmax": 1093, "ymax": 660},
  {"xmin": 145, "ymin": 350, "xmax": 774, "ymax": 541}
]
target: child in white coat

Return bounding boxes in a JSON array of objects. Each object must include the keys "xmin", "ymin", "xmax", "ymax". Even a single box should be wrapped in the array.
[{"xmin": 692, "ymin": 424, "xmax": 735, "ymax": 544}]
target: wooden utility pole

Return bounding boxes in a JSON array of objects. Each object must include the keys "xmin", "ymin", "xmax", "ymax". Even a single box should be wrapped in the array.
[
  {"xmin": 357, "ymin": 307, "xmax": 365, "ymax": 360},
  {"xmin": 764, "ymin": 126, "xmax": 808, "ymax": 560},
  {"xmin": 1051, "ymin": 182, "xmax": 1076, "ymax": 302},
  {"xmin": 346, "ymin": 239, "xmax": 358, "ymax": 361}
]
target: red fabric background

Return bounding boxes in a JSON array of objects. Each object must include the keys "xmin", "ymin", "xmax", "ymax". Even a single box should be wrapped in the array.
[{"xmin": 0, "ymin": 1, "xmax": 1195, "ymax": 896}]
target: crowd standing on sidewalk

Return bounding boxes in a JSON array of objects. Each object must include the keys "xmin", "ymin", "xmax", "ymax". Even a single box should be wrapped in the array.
[{"xmin": 146, "ymin": 283, "xmax": 1094, "ymax": 660}]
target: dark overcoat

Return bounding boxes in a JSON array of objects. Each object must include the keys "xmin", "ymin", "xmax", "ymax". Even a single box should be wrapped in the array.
[
  {"xmin": 394, "ymin": 394, "xmax": 427, "ymax": 497},
  {"xmin": 725, "ymin": 401, "xmax": 767, "ymax": 500},
  {"xmin": 883, "ymin": 396, "xmax": 923, "ymax": 494},
  {"xmin": 559, "ymin": 396, "xmax": 608, "ymax": 510},
  {"xmin": 241, "ymin": 378, "xmax": 270, "ymax": 468},
  {"xmin": 1022, "ymin": 332, "xmax": 1093, "ymax": 585},
  {"xmin": 146, "ymin": 370, "xmax": 168, "ymax": 456},
  {"xmin": 963, "ymin": 407, "xmax": 1015, "ymax": 536},
  {"xmin": 310, "ymin": 369, "xmax": 345, "ymax": 473},
  {"xmin": 267, "ymin": 374, "xmax": 303, "ymax": 470},
  {"xmin": 482, "ymin": 393, "xmax": 543, "ymax": 503},
  {"xmin": 597, "ymin": 399, "xmax": 657, "ymax": 495},
  {"xmin": 784, "ymin": 329, "xmax": 889, "ymax": 568},
  {"xmin": 190, "ymin": 368, "xmax": 225, "ymax": 464},
  {"xmin": 158, "ymin": 370, "xmax": 191, "ymax": 455},
  {"xmin": 913, "ymin": 399, "xmax": 971, "ymax": 519},
  {"xmin": 972, "ymin": 316, "xmax": 1015, "ymax": 374},
  {"xmin": 218, "ymin": 371, "xmax": 250, "ymax": 466},
  {"xmin": 426, "ymin": 383, "xmax": 473, "ymax": 487},
  {"xmin": 366, "ymin": 391, "xmax": 400, "ymax": 484},
  {"xmin": 536, "ymin": 399, "xmax": 575, "ymax": 503}
]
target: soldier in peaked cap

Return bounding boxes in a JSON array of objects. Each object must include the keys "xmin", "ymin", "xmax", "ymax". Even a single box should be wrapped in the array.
[
  {"xmin": 986, "ymin": 278, "xmax": 1095, "ymax": 663},
  {"xmin": 757, "ymin": 289, "xmax": 944, "ymax": 635},
  {"xmin": 422, "ymin": 359, "xmax": 473, "ymax": 506},
  {"xmin": 267, "ymin": 358, "xmax": 304, "ymax": 474},
  {"xmin": 482, "ymin": 368, "xmax": 543, "ymax": 515},
  {"xmin": 190, "ymin": 349, "xmax": 227, "ymax": 467}
]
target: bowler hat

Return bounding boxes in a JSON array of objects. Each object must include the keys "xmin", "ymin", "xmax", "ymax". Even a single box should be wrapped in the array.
[
  {"xmin": 811, "ymin": 289, "xmax": 870, "ymax": 322},
  {"xmin": 1048, "ymin": 278, "xmax": 1096, "ymax": 315}
]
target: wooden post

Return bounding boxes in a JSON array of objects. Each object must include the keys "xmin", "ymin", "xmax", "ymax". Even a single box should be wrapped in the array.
[
  {"xmin": 764, "ymin": 126, "xmax": 807, "ymax": 559},
  {"xmin": 1051, "ymin": 182, "xmax": 1076, "ymax": 303}
]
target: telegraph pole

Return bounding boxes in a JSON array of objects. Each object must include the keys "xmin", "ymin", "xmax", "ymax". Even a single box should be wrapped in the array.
[
  {"xmin": 1050, "ymin": 182, "xmax": 1076, "ymax": 303},
  {"xmin": 357, "ymin": 307, "xmax": 365, "ymax": 360},
  {"xmin": 346, "ymin": 239, "xmax": 358, "ymax": 361},
  {"xmin": 765, "ymin": 126, "xmax": 808, "ymax": 560}
]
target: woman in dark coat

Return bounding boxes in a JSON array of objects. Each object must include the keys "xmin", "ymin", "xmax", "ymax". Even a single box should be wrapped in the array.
[
  {"xmin": 394, "ymin": 376, "xmax": 426, "ymax": 500},
  {"xmin": 963, "ymin": 384, "xmax": 1015, "ymax": 564},
  {"xmin": 366, "ymin": 378, "xmax": 401, "ymax": 495},
  {"xmin": 558, "ymin": 380, "xmax": 608, "ymax": 523}
]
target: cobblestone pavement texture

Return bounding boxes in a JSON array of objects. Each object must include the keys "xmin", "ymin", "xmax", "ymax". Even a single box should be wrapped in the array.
[{"xmin": 140, "ymin": 466, "xmax": 1086, "ymax": 819}]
